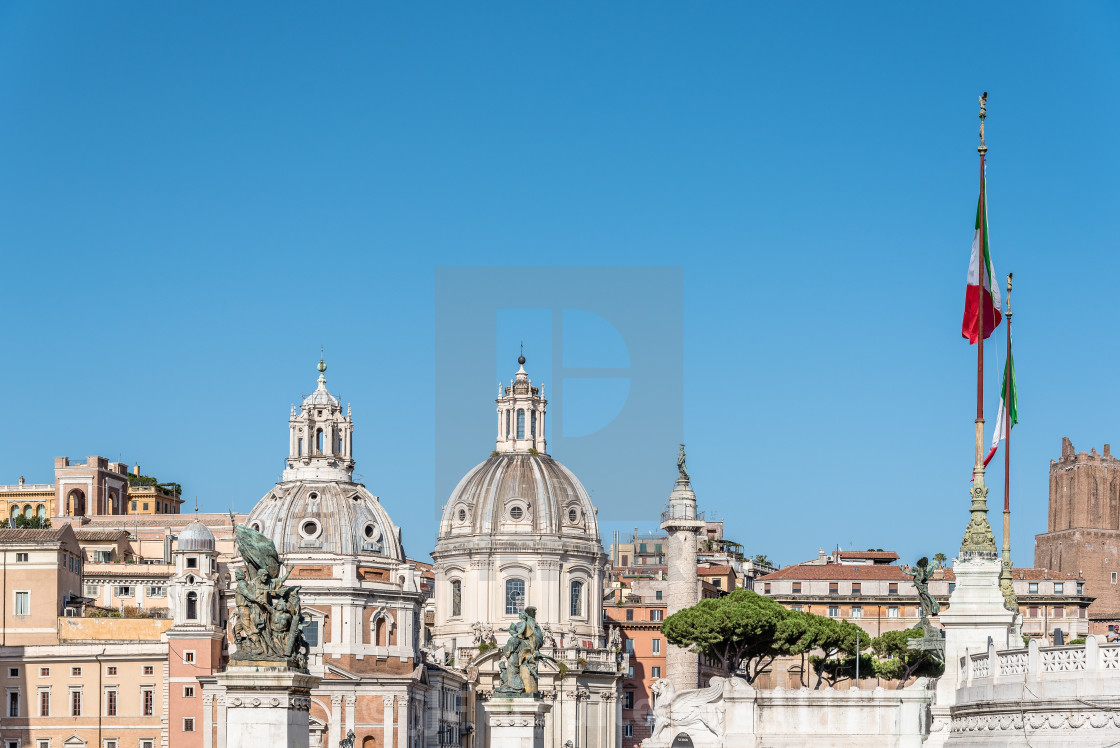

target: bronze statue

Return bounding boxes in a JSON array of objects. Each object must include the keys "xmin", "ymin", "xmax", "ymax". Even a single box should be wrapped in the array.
[
  {"xmin": 228, "ymin": 517, "xmax": 311, "ymax": 670},
  {"xmin": 906, "ymin": 556, "xmax": 940, "ymax": 620},
  {"xmin": 496, "ymin": 606, "xmax": 551, "ymax": 697},
  {"xmin": 677, "ymin": 444, "xmax": 689, "ymax": 482}
]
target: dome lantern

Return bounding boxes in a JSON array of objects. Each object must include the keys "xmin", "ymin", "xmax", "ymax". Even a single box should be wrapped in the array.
[{"xmin": 495, "ymin": 353, "xmax": 547, "ymax": 455}]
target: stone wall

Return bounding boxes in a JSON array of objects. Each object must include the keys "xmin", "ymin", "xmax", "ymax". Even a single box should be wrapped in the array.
[{"xmin": 946, "ymin": 636, "xmax": 1120, "ymax": 746}]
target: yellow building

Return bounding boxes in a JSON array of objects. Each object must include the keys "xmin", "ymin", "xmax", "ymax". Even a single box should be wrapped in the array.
[{"xmin": 0, "ymin": 477, "xmax": 53, "ymax": 524}]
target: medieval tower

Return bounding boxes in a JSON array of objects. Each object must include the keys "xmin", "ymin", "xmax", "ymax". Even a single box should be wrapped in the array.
[{"xmin": 1034, "ymin": 437, "xmax": 1120, "ymax": 631}]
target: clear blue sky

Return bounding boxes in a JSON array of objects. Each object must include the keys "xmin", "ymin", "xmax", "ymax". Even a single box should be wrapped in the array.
[{"xmin": 2, "ymin": 3, "xmax": 1119, "ymax": 567}]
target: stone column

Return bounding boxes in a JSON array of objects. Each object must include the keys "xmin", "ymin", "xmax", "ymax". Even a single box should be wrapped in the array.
[
  {"xmin": 483, "ymin": 697, "xmax": 553, "ymax": 748},
  {"xmin": 345, "ymin": 694, "xmax": 356, "ymax": 740},
  {"xmin": 329, "ymin": 694, "xmax": 342, "ymax": 748},
  {"xmin": 396, "ymin": 695, "xmax": 408, "ymax": 748},
  {"xmin": 660, "ymin": 476, "xmax": 704, "ymax": 692},
  {"xmin": 383, "ymin": 694, "xmax": 395, "ymax": 748},
  {"xmin": 213, "ymin": 666, "xmax": 321, "ymax": 748}
]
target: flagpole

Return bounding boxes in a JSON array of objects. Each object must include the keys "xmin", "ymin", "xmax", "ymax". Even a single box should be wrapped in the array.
[
  {"xmin": 974, "ymin": 93, "xmax": 988, "ymax": 484},
  {"xmin": 1001, "ymin": 273, "xmax": 1017, "ymax": 609}
]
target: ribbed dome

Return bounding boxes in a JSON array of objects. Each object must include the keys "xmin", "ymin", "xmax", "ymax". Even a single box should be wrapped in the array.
[
  {"xmin": 246, "ymin": 480, "xmax": 404, "ymax": 560},
  {"xmin": 438, "ymin": 453, "xmax": 599, "ymax": 541},
  {"xmin": 178, "ymin": 519, "xmax": 216, "ymax": 551}
]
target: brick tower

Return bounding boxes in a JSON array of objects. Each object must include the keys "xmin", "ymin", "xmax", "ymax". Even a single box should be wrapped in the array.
[
  {"xmin": 1034, "ymin": 437, "xmax": 1120, "ymax": 631},
  {"xmin": 660, "ymin": 445, "xmax": 703, "ymax": 692}
]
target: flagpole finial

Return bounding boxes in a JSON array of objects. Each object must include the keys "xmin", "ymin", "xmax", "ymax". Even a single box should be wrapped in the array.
[
  {"xmin": 1006, "ymin": 272, "xmax": 1013, "ymax": 318},
  {"xmin": 978, "ymin": 92, "xmax": 988, "ymax": 155}
]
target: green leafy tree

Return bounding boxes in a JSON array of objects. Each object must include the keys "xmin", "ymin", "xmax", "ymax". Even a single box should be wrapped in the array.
[
  {"xmin": 933, "ymin": 553, "xmax": 948, "ymax": 570},
  {"xmin": 870, "ymin": 627, "xmax": 944, "ymax": 688},
  {"xmin": 752, "ymin": 554, "xmax": 770, "ymax": 567},
  {"xmin": 807, "ymin": 617, "xmax": 872, "ymax": 689},
  {"xmin": 12, "ymin": 514, "xmax": 49, "ymax": 529},
  {"xmin": 661, "ymin": 589, "xmax": 805, "ymax": 682}
]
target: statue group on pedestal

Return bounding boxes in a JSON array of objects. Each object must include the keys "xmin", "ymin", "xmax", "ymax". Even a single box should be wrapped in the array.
[
  {"xmin": 228, "ymin": 519, "xmax": 311, "ymax": 670},
  {"xmin": 496, "ymin": 606, "xmax": 553, "ymax": 696}
]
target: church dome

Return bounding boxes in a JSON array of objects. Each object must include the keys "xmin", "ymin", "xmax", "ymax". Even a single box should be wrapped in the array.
[
  {"xmin": 178, "ymin": 519, "xmax": 216, "ymax": 552},
  {"xmin": 246, "ymin": 480, "xmax": 405, "ymax": 560},
  {"xmin": 438, "ymin": 452, "xmax": 599, "ymax": 541}
]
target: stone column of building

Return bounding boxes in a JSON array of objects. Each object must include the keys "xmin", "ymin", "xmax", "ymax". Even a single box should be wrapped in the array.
[{"xmin": 659, "ymin": 449, "xmax": 704, "ymax": 693}]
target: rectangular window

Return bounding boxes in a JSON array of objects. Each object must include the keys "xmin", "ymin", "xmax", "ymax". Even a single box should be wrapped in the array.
[
  {"xmin": 1077, "ymin": 582, "xmax": 1085, "ymax": 595},
  {"xmin": 106, "ymin": 690, "xmax": 117, "ymax": 716},
  {"xmin": 1054, "ymin": 582, "xmax": 1064, "ymax": 594},
  {"xmin": 655, "ymin": 590, "xmax": 663, "ymax": 601},
  {"xmin": 105, "ymin": 741, "xmax": 117, "ymax": 748},
  {"xmin": 38, "ymin": 689, "xmax": 49, "ymax": 717},
  {"xmin": 186, "ymin": 557, "xmax": 198, "ymax": 569},
  {"xmin": 624, "ymin": 725, "xmax": 634, "ymax": 738},
  {"xmin": 141, "ymin": 741, "xmax": 154, "ymax": 748},
  {"xmin": 94, "ymin": 551, "xmax": 112, "ymax": 563},
  {"xmin": 83, "ymin": 584, "xmax": 100, "ymax": 597},
  {"xmin": 71, "ymin": 667, "xmax": 81, "ymax": 677},
  {"xmin": 106, "ymin": 666, "xmax": 116, "ymax": 676},
  {"xmin": 131, "ymin": 501, "xmax": 137, "ymax": 510},
  {"xmin": 888, "ymin": 583, "xmax": 898, "ymax": 595},
  {"xmin": 1113, "ymin": 572, "xmax": 1118, "ymax": 585},
  {"xmin": 624, "ymin": 640, "xmax": 635, "ymax": 654},
  {"xmin": 183, "ymin": 718, "xmax": 195, "ymax": 732},
  {"xmin": 652, "ymin": 638, "xmax": 661, "ymax": 655},
  {"xmin": 651, "ymin": 666, "xmax": 661, "ymax": 677},
  {"xmin": 764, "ymin": 583, "xmax": 771, "ymax": 594},
  {"xmin": 1080, "ymin": 607, "xmax": 1087, "ymax": 619},
  {"xmin": 183, "ymin": 685, "xmax": 195, "ymax": 698},
  {"xmin": 142, "ymin": 689, "xmax": 154, "ymax": 715},
  {"xmin": 888, "ymin": 606, "xmax": 899, "ymax": 618},
  {"xmin": 114, "ymin": 586, "xmax": 133, "ymax": 598},
  {"xmin": 623, "ymin": 692, "xmax": 634, "ymax": 709},
  {"xmin": 14, "ymin": 591, "xmax": 29, "ymax": 616},
  {"xmin": 1053, "ymin": 606, "xmax": 1065, "ymax": 618},
  {"xmin": 792, "ymin": 582, "xmax": 802, "ymax": 594},
  {"xmin": 15, "ymin": 553, "xmax": 28, "ymax": 563},
  {"xmin": 570, "ymin": 580, "xmax": 584, "ymax": 617},
  {"xmin": 142, "ymin": 666, "xmax": 154, "ymax": 676},
  {"xmin": 7, "ymin": 668, "xmax": 17, "ymax": 678},
  {"xmin": 655, "ymin": 544, "xmax": 662, "ymax": 553},
  {"xmin": 1029, "ymin": 606, "xmax": 1040, "ymax": 618},
  {"xmin": 9, "ymin": 690, "xmax": 19, "ymax": 717},
  {"xmin": 1029, "ymin": 582, "xmax": 1038, "ymax": 594},
  {"xmin": 38, "ymin": 668, "xmax": 49, "ymax": 678},
  {"xmin": 791, "ymin": 605, "xmax": 802, "ymax": 612},
  {"xmin": 713, "ymin": 579, "xmax": 721, "ymax": 588},
  {"xmin": 625, "ymin": 609, "xmax": 634, "ymax": 621},
  {"xmin": 828, "ymin": 582, "xmax": 838, "ymax": 595},
  {"xmin": 142, "ymin": 503, "xmax": 149, "ymax": 511},
  {"xmin": 38, "ymin": 741, "xmax": 50, "ymax": 748},
  {"xmin": 147, "ymin": 586, "xmax": 166, "ymax": 598},
  {"xmin": 71, "ymin": 689, "xmax": 81, "ymax": 716},
  {"xmin": 184, "ymin": 651, "xmax": 195, "ymax": 664},
  {"xmin": 851, "ymin": 583, "xmax": 861, "ymax": 595},
  {"xmin": 851, "ymin": 606, "xmax": 862, "ymax": 618},
  {"xmin": 504, "ymin": 578, "xmax": 525, "ymax": 615},
  {"xmin": 620, "ymin": 555, "xmax": 628, "ymax": 567},
  {"xmin": 828, "ymin": 606, "xmax": 839, "ymax": 617},
  {"xmin": 650, "ymin": 609, "xmax": 664, "ymax": 622},
  {"xmin": 627, "ymin": 665, "xmax": 634, "ymax": 677}
]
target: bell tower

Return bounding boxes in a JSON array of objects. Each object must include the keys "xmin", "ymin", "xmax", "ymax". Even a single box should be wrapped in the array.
[
  {"xmin": 495, "ymin": 353, "xmax": 547, "ymax": 454},
  {"xmin": 284, "ymin": 355, "xmax": 355, "ymax": 482}
]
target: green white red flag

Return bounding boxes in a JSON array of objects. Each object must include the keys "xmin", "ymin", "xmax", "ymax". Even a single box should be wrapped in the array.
[
  {"xmin": 983, "ymin": 340, "xmax": 1018, "ymax": 468},
  {"xmin": 961, "ymin": 181, "xmax": 1002, "ymax": 343}
]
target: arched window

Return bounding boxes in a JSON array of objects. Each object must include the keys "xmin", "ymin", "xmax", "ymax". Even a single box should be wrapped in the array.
[
  {"xmin": 375, "ymin": 618, "xmax": 387, "ymax": 646},
  {"xmin": 570, "ymin": 579, "xmax": 584, "ymax": 617},
  {"xmin": 316, "ymin": 429, "xmax": 324, "ymax": 453},
  {"xmin": 69, "ymin": 490, "xmax": 85, "ymax": 517},
  {"xmin": 505, "ymin": 578, "xmax": 526, "ymax": 615},
  {"xmin": 516, "ymin": 410, "xmax": 525, "ymax": 439},
  {"xmin": 451, "ymin": 580, "xmax": 462, "ymax": 617},
  {"xmin": 36, "ymin": 505, "xmax": 45, "ymax": 520},
  {"xmin": 23, "ymin": 505, "xmax": 32, "ymax": 519},
  {"xmin": 531, "ymin": 411, "xmax": 536, "ymax": 437},
  {"xmin": 186, "ymin": 591, "xmax": 198, "ymax": 621}
]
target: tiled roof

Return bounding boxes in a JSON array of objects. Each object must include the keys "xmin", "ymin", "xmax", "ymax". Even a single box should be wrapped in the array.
[
  {"xmin": 74, "ymin": 529, "xmax": 129, "ymax": 541},
  {"xmin": 83, "ymin": 564, "xmax": 173, "ymax": 578},
  {"xmin": 699, "ymin": 565, "xmax": 735, "ymax": 575},
  {"xmin": 839, "ymin": 551, "xmax": 900, "ymax": 561},
  {"xmin": 0, "ymin": 527, "xmax": 72, "ymax": 544},
  {"xmin": 759, "ymin": 563, "xmax": 909, "ymax": 581}
]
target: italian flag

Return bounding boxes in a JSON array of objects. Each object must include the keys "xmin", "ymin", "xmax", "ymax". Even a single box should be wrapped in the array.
[
  {"xmin": 983, "ymin": 342, "xmax": 1018, "ymax": 468},
  {"xmin": 961, "ymin": 182, "xmax": 1002, "ymax": 343}
]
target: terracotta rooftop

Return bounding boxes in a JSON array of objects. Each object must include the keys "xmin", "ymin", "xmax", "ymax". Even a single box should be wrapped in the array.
[
  {"xmin": 759, "ymin": 563, "xmax": 909, "ymax": 581},
  {"xmin": 83, "ymin": 564, "xmax": 174, "ymax": 578},
  {"xmin": 74, "ymin": 529, "xmax": 130, "ymax": 542},
  {"xmin": 699, "ymin": 564, "xmax": 735, "ymax": 575},
  {"xmin": 0, "ymin": 527, "xmax": 74, "ymax": 544},
  {"xmin": 838, "ymin": 551, "xmax": 900, "ymax": 561}
]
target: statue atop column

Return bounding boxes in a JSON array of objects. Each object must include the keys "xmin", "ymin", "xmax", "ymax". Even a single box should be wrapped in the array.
[
  {"xmin": 228, "ymin": 517, "xmax": 311, "ymax": 671},
  {"xmin": 495, "ymin": 606, "xmax": 555, "ymax": 697},
  {"xmin": 677, "ymin": 444, "xmax": 689, "ymax": 482}
]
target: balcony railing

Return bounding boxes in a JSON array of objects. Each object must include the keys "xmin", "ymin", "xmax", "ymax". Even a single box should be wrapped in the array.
[{"xmin": 660, "ymin": 507, "xmax": 705, "ymax": 523}]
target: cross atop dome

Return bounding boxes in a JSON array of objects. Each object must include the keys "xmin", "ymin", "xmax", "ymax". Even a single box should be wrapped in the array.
[{"xmin": 495, "ymin": 351, "xmax": 547, "ymax": 454}]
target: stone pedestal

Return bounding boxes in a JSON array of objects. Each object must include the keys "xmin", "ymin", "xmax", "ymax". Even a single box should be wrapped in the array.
[
  {"xmin": 482, "ymin": 697, "xmax": 553, "ymax": 748},
  {"xmin": 214, "ymin": 664, "xmax": 321, "ymax": 748},
  {"xmin": 927, "ymin": 557, "xmax": 1014, "ymax": 747}
]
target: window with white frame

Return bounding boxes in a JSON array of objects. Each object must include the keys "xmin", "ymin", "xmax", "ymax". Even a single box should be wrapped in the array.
[
  {"xmin": 828, "ymin": 606, "xmax": 839, "ymax": 617},
  {"xmin": 147, "ymin": 586, "xmax": 166, "ymax": 598},
  {"xmin": 37, "ymin": 741, "xmax": 49, "ymax": 748},
  {"xmin": 83, "ymin": 584, "xmax": 100, "ymax": 597},
  {"xmin": 650, "ymin": 609, "xmax": 664, "ymax": 621},
  {"xmin": 851, "ymin": 606, "xmax": 862, "ymax": 618},
  {"xmin": 652, "ymin": 638, "xmax": 661, "ymax": 655},
  {"xmin": 183, "ymin": 718, "xmax": 195, "ymax": 732},
  {"xmin": 570, "ymin": 579, "xmax": 584, "ymax": 617},
  {"xmin": 183, "ymin": 685, "xmax": 195, "ymax": 698},
  {"xmin": 14, "ymin": 591, "xmax": 29, "ymax": 616},
  {"xmin": 505, "ymin": 578, "xmax": 525, "ymax": 615},
  {"xmin": 8, "ymin": 668, "xmax": 17, "ymax": 678},
  {"xmin": 114, "ymin": 586, "xmax": 134, "ymax": 598},
  {"xmin": 624, "ymin": 725, "xmax": 634, "ymax": 738},
  {"xmin": 8, "ymin": 689, "xmax": 20, "ymax": 717},
  {"xmin": 15, "ymin": 553, "xmax": 28, "ymax": 563},
  {"xmin": 140, "ymin": 741, "xmax": 154, "ymax": 748},
  {"xmin": 104, "ymin": 740, "xmax": 118, "ymax": 748},
  {"xmin": 183, "ymin": 650, "xmax": 195, "ymax": 664},
  {"xmin": 888, "ymin": 606, "xmax": 900, "ymax": 618},
  {"xmin": 651, "ymin": 666, "xmax": 661, "ymax": 677},
  {"xmin": 37, "ymin": 688, "xmax": 49, "ymax": 717}
]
